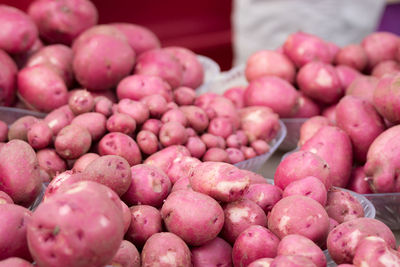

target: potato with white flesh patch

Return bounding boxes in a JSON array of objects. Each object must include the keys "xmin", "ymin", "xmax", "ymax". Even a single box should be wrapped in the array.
[
  {"xmin": 54, "ymin": 124, "xmax": 92, "ymax": 160},
  {"xmin": 191, "ymin": 237, "xmax": 232, "ymax": 267},
  {"xmin": 282, "ymin": 176, "xmax": 327, "ymax": 206},
  {"xmin": 108, "ymin": 240, "xmax": 140, "ymax": 267},
  {"xmin": 353, "ymin": 236, "xmax": 400, "ymax": 267},
  {"xmin": 324, "ymin": 188, "xmax": 364, "ymax": 223},
  {"xmin": 166, "ymin": 156, "xmax": 201, "ymax": 184},
  {"xmin": 161, "ymin": 190, "xmax": 224, "ymax": 246},
  {"xmin": 243, "ymin": 183, "xmax": 282, "ymax": 213}
]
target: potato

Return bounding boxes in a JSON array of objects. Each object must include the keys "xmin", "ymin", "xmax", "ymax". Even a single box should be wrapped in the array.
[
  {"xmin": 201, "ymin": 133, "xmax": 226, "ymax": 149},
  {"xmin": 141, "ymin": 95, "xmax": 168, "ymax": 118},
  {"xmin": 0, "ymin": 191, "xmax": 13, "ymax": 204},
  {"xmin": 291, "ymin": 94, "xmax": 321, "ymax": 118},
  {"xmin": 67, "ymin": 90, "xmax": 94, "ymax": 114},
  {"xmin": 166, "ymin": 156, "xmax": 201, "ymax": 184},
  {"xmin": 322, "ymin": 104, "xmax": 337, "ymax": 125},
  {"xmin": 0, "ymin": 49, "xmax": 18, "ymax": 106},
  {"xmin": 144, "ymin": 145, "xmax": 190, "ymax": 174},
  {"xmin": 190, "ymin": 162, "xmax": 250, "ymax": 202},
  {"xmin": 27, "ymin": 121, "xmax": 53, "ymax": 150},
  {"xmin": 98, "ymin": 132, "xmax": 142, "ymax": 166},
  {"xmin": 327, "ymin": 218, "xmax": 396, "ymax": 264},
  {"xmin": 0, "ymin": 204, "xmax": 31, "ymax": 261},
  {"xmin": 27, "ymin": 181, "xmax": 124, "ymax": 267},
  {"xmin": 0, "ymin": 5, "xmax": 38, "ymax": 54},
  {"xmin": 335, "ymin": 65, "xmax": 362, "ymax": 90},
  {"xmin": 0, "ymin": 257, "xmax": 34, "ymax": 267},
  {"xmin": 141, "ymin": 119, "xmax": 163, "ymax": 135},
  {"xmin": 334, "ymin": 44, "xmax": 368, "ymax": 71},
  {"xmin": 223, "ymin": 86, "xmax": 245, "ymax": 109},
  {"xmin": 325, "ymin": 188, "xmax": 364, "ymax": 223},
  {"xmin": 203, "ymin": 147, "xmax": 229, "ymax": 162},
  {"xmin": 122, "ymin": 164, "xmax": 171, "ymax": 207},
  {"xmin": 247, "ymin": 258, "xmax": 273, "ymax": 267},
  {"xmin": 136, "ymin": 130, "xmax": 158, "ymax": 155},
  {"xmin": 161, "ymin": 109, "xmax": 187, "ymax": 126},
  {"xmin": 270, "ymin": 255, "xmax": 317, "ymax": 267},
  {"xmin": 232, "ymin": 225, "xmax": 280, "ymax": 267},
  {"xmin": 241, "ymin": 146, "xmax": 257, "ymax": 160},
  {"xmin": 268, "ymin": 195, "xmax": 330, "ymax": 245},
  {"xmin": 245, "ymin": 50, "xmax": 296, "ymax": 83},
  {"xmin": 373, "ymin": 73, "xmax": 400, "ymax": 124},
  {"xmin": 348, "ymin": 166, "xmax": 372, "ymax": 194},
  {"xmin": 186, "ymin": 136, "xmax": 206, "ymax": 158},
  {"xmin": 251, "ymin": 140, "xmax": 270, "ymax": 155},
  {"xmin": 159, "ymin": 121, "xmax": 188, "ymax": 147},
  {"xmin": 44, "ymin": 105, "xmax": 75, "ymax": 135},
  {"xmin": 55, "ymin": 124, "xmax": 92, "ymax": 160},
  {"xmin": 36, "ymin": 149, "xmax": 67, "ymax": 178},
  {"xmin": 125, "ymin": 205, "xmax": 162, "ymax": 248},
  {"xmin": 208, "ymin": 117, "xmax": 234, "ymax": 139},
  {"xmin": 173, "ymin": 86, "xmax": 196, "ymax": 106},
  {"xmin": 372, "ymin": 60, "xmax": 400, "ymax": 78},
  {"xmin": 227, "ymin": 132, "xmax": 248, "ymax": 148},
  {"xmin": 274, "ymin": 150, "xmax": 331, "ymax": 190},
  {"xmin": 107, "ymin": 113, "xmax": 136, "ymax": 135},
  {"xmin": 277, "ymin": 234, "xmax": 326, "ymax": 267},
  {"xmin": 120, "ymin": 201, "xmax": 131, "ymax": 234},
  {"xmin": 111, "ymin": 23, "xmax": 161, "ymax": 56},
  {"xmin": 171, "ymin": 177, "xmax": 193, "ymax": 192},
  {"xmin": 298, "ymin": 116, "xmax": 331, "ymax": 147},
  {"xmin": 244, "ymin": 76, "xmax": 300, "ymax": 117},
  {"xmin": 361, "ymin": 31, "xmax": 399, "ymax": 68},
  {"xmin": 141, "ymin": 232, "xmax": 191, "ymax": 266},
  {"xmin": 118, "ymin": 99, "xmax": 149, "ymax": 125},
  {"xmin": 191, "ymin": 237, "xmax": 232, "ymax": 267},
  {"xmin": 194, "ymin": 92, "xmax": 217, "ymax": 113},
  {"xmin": 346, "ymin": 75, "xmax": 378, "ymax": 104},
  {"xmin": 8, "ymin": 116, "xmax": 39, "ymax": 141},
  {"xmin": 108, "ymin": 240, "xmax": 140, "ymax": 267},
  {"xmin": 43, "ymin": 171, "xmax": 82, "ymax": 201},
  {"xmin": 283, "ymin": 176, "xmax": 327, "ymax": 206},
  {"xmin": 180, "ymin": 105, "xmax": 209, "ymax": 132},
  {"xmin": 301, "ymin": 126, "xmax": 353, "ymax": 188},
  {"xmin": 353, "ymin": 236, "xmax": 400, "ymax": 267},
  {"xmin": 243, "ymin": 183, "xmax": 282, "ymax": 213},
  {"xmin": 226, "ymin": 148, "xmax": 245, "ymax": 164},
  {"xmin": 0, "ymin": 140, "xmax": 41, "ymax": 207},
  {"xmin": 70, "ymin": 153, "xmax": 98, "ymax": 173},
  {"xmin": 94, "ymin": 96, "xmax": 113, "ymax": 117},
  {"xmin": 222, "ymin": 199, "xmax": 267, "ymax": 244},
  {"xmin": 336, "ymin": 95, "xmax": 385, "ymax": 163},
  {"xmin": 297, "ymin": 61, "xmax": 342, "ymax": 104}
]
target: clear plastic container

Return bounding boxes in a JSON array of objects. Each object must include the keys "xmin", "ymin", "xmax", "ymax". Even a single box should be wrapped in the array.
[
  {"xmin": 196, "ymin": 55, "xmax": 221, "ymax": 90},
  {"xmin": 0, "ymin": 106, "xmax": 45, "ymax": 124},
  {"xmin": 363, "ymin": 193, "xmax": 400, "ymax": 230}
]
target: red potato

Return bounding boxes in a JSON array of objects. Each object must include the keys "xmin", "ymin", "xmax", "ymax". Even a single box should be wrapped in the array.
[
  {"xmin": 372, "ymin": 60, "xmax": 400, "ymax": 78},
  {"xmin": 187, "ymin": 126, "xmax": 198, "ymax": 136},
  {"xmin": 201, "ymin": 133, "xmax": 226, "ymax": 149},
  {"xmin": 283, "ymin": 176, "xmax": 327, "ymax": 206},
  {"xmin": 0, "ymin": 5, "xmax": 38, "ymax": 54},
  {"xmin": 291, "ymin": 94, "xmax": 321, "ymax": 118},
  {"xmin": 189, "ymin": 162, "xmax": 250, "ymax": 202},
  {"xmin": 122, "ymin": 164, "xmax": 171, "ymax": 207},
  {"xmin": 125, "ymin": 205, "xmax": 162, "ymax": 248},
  {"xmin": 136, "ymin": 130, "xmax": 158, "ymax": 155},
  {"xmin": 245, "ymin": 50, "xmax": 296, "ymax": 83},
  {"xmin": 28, "ymin": 0, "xmax": 97, "ymax": 45},
  {"xmin": 335, "ymin": 65, "xmax": 362, "ymax": 90},
  {"xmin": 361, "ymin": 31, "xmax": 399, "ymax": 68},
  {"xmin": 0, "ymin": 49, "xmax": 18, "ymax": 106},
  {"xmin": 325, "ymin": 188, "xmax": 364, "ymax": 223},
  {"xmin": 27, "ymin": 121, "xmax": 53, "ymax": 149},
  {"xmin": 274, "ymin": 150, "xmax": 331, "ymax": 190},
  {"xmin": 241, "ymin": 146, "xmax": 257, "ymax": 160},
  {"xmin": 226, "ymin": 148, "xmax": 245, "ymax": 164},
  {"xmin": 297, "ymin": 61, "xmax": 343, "ymax": 104},
  {"xmin": 283, "ymin": 31, "xmax": 332, "ymax": 68},
  {"xmin": 180, "ymin": 105, "xmax": 209, "ymax": 132},
  {"xmin": 268, "ymin": 195, "xmax": 330, "ymax": 245},
  {"xmin": 334, "ymin": 44, "xmax": 368, "ymax": 71},
  {"xmin": 161, "ymin": 190, "xmax": 224, "ymax": 246},
  {"xmin": 134, "ymin": 48, "xmax": 183, "ymax": 89},
  {"xmin": 43, "ymin": 171, "xmax": 82, "ymax": 201},
  {"xmin": 327, "ymin": 218, "xmax": 396, "ymax": 264},
  {"xmin": 0, "ymin": 204, "xmax": 31, "ymax": 261},
  {"xmin": 118, "ymin": 99, "xmax": 150, "ymax": 125},
  {"xmin": 173, "ymin": 86, "xmax": 196, "ymax": 106},
  {"xmin": 336, "ymin": 95, "xmax": 385, "ymax": 163},
  {"xmin": 164, "ymin": 46, "xmax": 204, "ymax": 89},
  {"xmin": 328, "ymin": 217, "xmax": 339, "ymax": 232},
  {"xmin": 120, "ymin": 201, "xmax": 131, "ymax": 234},
  {"xmin": 247, "ymin": 258, "xmax": 273, "ymax": 267},
  {"xmin": 191, "ymin": 237, "xmax": 232, "ymax": 267},
  {"xmin": 26, "ymin": 44, "xmax": 74, "ymax": 87},
  {"xmin": 228, "ymin": 131, "xmax": 248, "ymax": 147},
  {"xmin": 0, "ymin": 140, "xmax": 41, "ymax": 207},
  {"xmin": 194, "ymin": 92, "xmax": 218, "ymax": 111},
  {"xmin": 222, "ymin": 199, "xmax": 267, "ymax": 244},
  {"xmin": 243, "ymin": 183, "xmax": 282, "ymax": 213},
  {"xmin": 166, "ymin": 156, "xmax": 201, "ymax": 184},
  {"xmin": 223, "ymin": 86, "xmax": 245, "ymax": 109},
  {"xmin": 68, "ymin": 90, "xmax": 94, "ymax": 115},
  {"xmin": 239, "ymin": 106, "xmax": 280, "ymax": 142},
  {"xmin": 251, "ymin": 140, "xmax": 270, "ymax": 155},
  {"xmin": 72, "ymin": 153, "xmax": 99, "ymax": 173},
  {"xmin": 203, "ymin": 146, "xmax": 229, "ymax": 162},
  {"xmin": 161, "ymin": 109, "xmax": 187, "ymax": 126},
  {"xmin": 36, "ymin": 149, "xmax": 67, "ymax": 178},
  {"xmin": 44, "ymin": 105, "xmax": 75, "ymax": 136},
  {"xmin": 141, "ymin": 119, "xmax": 163, "ymax": 135},
  {"xmin": 73, "ymin": 33, "xmax": 135, "ymax": 91},
  {"xmin": 353, "ymin": 236, "xmax": 400, "ymax": 267},
  {"xmin": 8, "ymin": 116, "xmax": 39, "ymax": 141},
  {"xmin": 27, "ymin": 181, "xmax": 124, "ymax": 267},
  {"xmin": 0, "ymin": 257, "xmax": 34, "ymax": 267},
  {"xmin": 55, "ymin": 124, "xmax": 92, "ymax": 160},
  {"xmin": 232, "ymin": 225, "xmax": 280, "ymax": 267},
  {"xmin": 346, "ymin": 75, "xmax": 378, "ymax": 104},
  {"xmin": 171, "ymin": 177, "xmax": 193, "ymax": 192},
  {"xmin": 301, "ymin": 126, "xmax": 353, "ymax": 188},
  {"xmin": 0, "ymin": 191, "xmax": 13, "ymax": 204},
  {"xmin": 111, "ymin": 23, "xmax": 161, "ymax": 56},
  {"xmin": 159, "ymin": 121, "xmax": 188, "ymax": 147},
  {"xmin": 186, "ymin": 136, "xmax": 206, "ymax": 158},
  {"xmin": 144, "ymin": 145, "xmax": 190, "ymax": 174},
  {"xmin": 98, "ymin": 132, "xmax": 142, "ymax": 166},
  {"xmin": 107, "ymin": 113, "xmax": 136, "ymax": 135},
  {"xmin": 166, "ymin": 101, "xmax": 179, "ymax": 110},
  {"xmin": 298, "ymin": 116, "xmax": 330, "ymax": 147},
  {"xmin": 277, "ymin": 234, "xmax": 326, "ymax": 267},
  {"xmin": 108, "ymin": 240, "xmax": 140, "ymax": 267},
  {"xmin": 94, "ymin": 96, "xmax": 113, "ymax": 117},
  {"xmin": 271, "ymin": 255, "xmax": 317, "ymax": 267},
  {"xmin": 17, "ymin": 65, "xmax": 68, "ymax": 112},
  {"xmin": 141, "ymin": 232, "xmax": 191, "ymax": 266},
  {"xmin": 140, "ymin": 94, "xmax": 168, "ymax": 118},
  {"xmin": 244, "ymin": 76, "xmax": 300, "ymax": 117},
  {"xmin": 348, "ymin": 166, "xmax": 372, "ymax": 194},
  {"xmin": 89, "ymin": 89, "xmax": 117, "ymax": 103},
  {"xmin": 373, "ymin": 73, "xmax": 400, "ymax": 124},
  {"xmin": 208, "ymin": 117, "xmax": 234, "ymax": 139}
]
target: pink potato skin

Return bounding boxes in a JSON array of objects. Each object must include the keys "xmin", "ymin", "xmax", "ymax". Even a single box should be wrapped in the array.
[
  {"xmin": 161, "ymin": 190, "xmax": 224, "ymax": 246},
  {"xmin": 7, "ymin": 116, "xmax": 39, "ymax": 141},
  {"xmin": 36, "ymin": 148, "xmax": 67, "ymax": 178},
  {"xmin": 173, "ymin": 86, "xmax": 196, "ymax": 106},
  {"xmin": 118, "ymin": 99, "xmax": 150, "ymax": 125},
  {"xmin": 274, "ymin": 150, "xmax": 331, "ymax": 190},
  {"xmin": 245, "ymin": 50, "xmax": 296, "ymax": 83},
  {"xmin": 72, "ymin": 153, "xmax": 99, "ymax": 173},
  {"xmin": 334, "ymin": 44, "xmax": 368, "ymax": 71},
  {"xmin": 54, "ymin": 124, "xmax": 92, "ymax": 160},
  {"xmin": 0, "ymin": 257, "xmax": 34, "ymax": 267},
  {"xmin": 348, "ymin": 166, "xmax": 372, "ymax": 194},
  {"xmin": 268, "ymin": 195, "xmax": 330, "ymax": 245},
  {"xmin": 201, "ymin": 133, "xmax": 226, "ymax": 149},
  {"xmin": 373, "ymin": 73, "xmax": 400, "ymax": 124},
  {"xmin": 122, "ymin": 164, "xmax": 171, "ymax": 207},
  {"xmin": 208, "ymin": 117, "xmax": 234, "ymax": 139},
  {"xmin": 336, "ymin": 95, "xmax": 385, "ymax": 163},
  {"xmin": 73, "ymin": 34, "xmax": 135, "ymax": 91},
  {"xmin": 298, "ymin": 116, "xmax": 331, "ymax": 147},
  {"xmin": 232, "ymin": 225, "xmax": 280, "ymax": 267},
  {"xmin": 166, "ymin": 156, "xmax": 201, "ymax": 184},
  {"xmin": 353, "ymin": 236, "xmax": 400, "ymax": 267},
  {"xmin": 94, "ymin": 96, "xmax": 113, "ymax": 117},
  {"xmin": 222, "ymin": 199, "xmax": 268, "ymax": 244},
  {"xmin": 111, "ymin": 23, "xmax": 161, "ymax": 56},
  {"xmin": 327, "ymin": 218, "xmax": 396, "ymax": 264},
  {"xmin": 12, "ymin": 38, "xmax": 43, "ymax": 69},
  {"xmin": 244, "ymin": 76, "xmax": 300, "ymax": 117},
  {"xmin": 134, "ymin": 48, "xmax": 183, "ymax": 89},
  {"xmin": 120, "ymin": 201, "xmax": 131, "ymax": 234},
  {"xmin": 0, "ymin": 204, "xmax": 32, "ymax": 261},
  {"xmin": 322, "ymin": 104, "xmax": 337, "ymax": 125},
  {"xmin": 243, "ymin": 183, "xmax": 282, "ymax": 213},
  {"xmin": 136, "ymin": 130, "xmax": 158, "ymax": 155},
  {"xmin": 226, "ymin": 148, "xmax": 245, "ymax": 164},
  {"xmin": 297, "ymin": 61, "xmax": 343, "ymax": 104},
  {"xmin": 346, "ymin": 75, "xmax": 378, "ymax": 104},
  {"xmin": 223, "ymin": 86, "xmax": 245, "ymax": 109},
  {"xmin": 27, "ymin": 0, "xmax": 98, "ymax": 45},
  {"xmin": 17, "ymin": 65, "xmax": 68, "ymax": 112},
  {"xmin": 116, "ymin": 74, "xmax": 172, "ymax": 102},
  {"xmin": 301, "ymin": 126, "xmax": 353, "ymax": 188},
  {"xmin": 68, "ymin": 90, "xmax": 94, "ymax": 114},
  {"xmin": 180, "ymin": 105, "xmax": 209, "ymax": 132},
  {"xmin": 141, "ymin": 94, "xmax": 168, "ymax": 118},
  {"xmin": 0, "ymin": 49, "xmax": 18, "ymax": 106},
  {"xmin": 247, "ymin": 258, "xmax": 274, "ymax": 267},
  {"xmin": 144, "ymin": 145, "xmax": 190, "ymax": 174},
  {"xmin": 282, "ymin": 176, "xmax": 327, "ymax": 206},
  {"xmin": 271, "ymin": 255, "xmax": 317, "ymax": 267},
  {"xmin": 324, "ymin": 188, "xmax": 364, "ymax": 224},
  {"xmin": 371, "ymin": 60, "xmax": 400, "ymax": 78},
  {"xmin": 361, "ymin": 31, "xmax": 399, "ymax": 68},
  {"xmin": 171, "ymin": 177, "xmax": 193, "ymax": 192},
  {"xmin": 44, "ymin": 105, "xmax": 75, "ymax": 136},
  {"xmin": 108, "ymin": 240, "xmax": 140, "ymax": 267},
  {"xmin": 0, "ymin": 5, "xmax": 38, "ymax": 54},
  {"xmin": 27, "ymin": 181, "xmax": 124, "ymax": 267},
  {"xmin": 241, "ymin": 146, "xmax": 257, "ymax": 159},
  {"xmin": 186, "ymin": 136, "xmax": 206, "ymax": 158},
  {"xmin": 277, "ymin": 234, "xmax": 326, "ymax": 267},
  {"xmin": 191, "ymin": 238, "xmax": 232, "ymax": 267},
  {"xmin": 98, "ymin": 132, "xmax": 142, "ymax": 166},
  {"xmin": 107, "ymin": 113, "xmax": 136, "ymax": 135},
  {"xmin": 0, "ymin": 140, "xmax": 41, "ymax": 207},
  {"xmin": 335, "ymin": 65, "xmax": 362, "ymax": 90},
  {"xmin": 159, "ymin": 121, "xmax": 188, "ymax": 147},
  {"xmin": 125, "ymin": 205, "xmax": 162, "ymax": 248},
  {"xmin": 203, "ymin": 147, "xmax": 229, "ymax": 162},
  {"xmin": 43, "ymin": 171, "xmax": 82, "ymax": 201},
  {"xmin": 27, "ymin": 121, "xmax": 53, "ymax": 149},
  {"xmin": 141, "ymin": 232, "xmax": 191, "ymax": 267},
  {"xmin": 291, "ymin": 94, "xmax": 321, "ymax": 118},
  {"xmin": 251, "ymin": 140, "xmax": 270, "ymax": 155},
  {"xmin": 141, "ymin": 119, "xmax": 163, "ymax": 135},
  {"xmin": 161, "ymin": 108, "xmax": 188, "ymax": 126},
  {"xmin": 0, "ymin": 190, "xmax": 13, "ymax": 204}
]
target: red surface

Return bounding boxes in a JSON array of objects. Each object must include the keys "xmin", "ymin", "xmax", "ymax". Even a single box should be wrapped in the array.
[{"xmin": 2, "ymin": 0, "xmax": 233, "ymax": 70}]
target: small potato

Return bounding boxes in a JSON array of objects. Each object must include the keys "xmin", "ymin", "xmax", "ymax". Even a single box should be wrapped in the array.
[
  {"xmin": 118, "ymin": 99, "xmax": 149, "ymax": 125},
  {"xmin": 8, "ymin": 116, "xmax": 39, "ymax": 141},
  {"xmin": 241, "ymin": 146, "xmax": 257, "ymax": 159},
  {"xmin": 186, "ymin": 127, "xmax": 196, "ymax": 137},
  {"xmin": 353, "ymin": 236, "xmax": 400, "ymax": 267},
  {"xmin": 251, "ymin": 140, "xmax": 270, "ymax": 155},
  {"xmin": 291, "ymin": 94, "xmax": 321, "ymax": 118},
  {"xmin": 226, "ymin": 148, "xmax": 245, "ymax": 164},
  {"xmin": 94, "ymin": 96, "xmax": 113, "ymax": 117},
  {"xmin": 166, "ymin": 156, "xmax": 201, "ymax": 184},
  {"xmin": 122, "ymin": 164, "xmax": 171, "ymax": 207},
  {"xmin": 346, "ymin": 75, "xmax": 378, "ymax": 104},
  {"xmin": 171, "ymin": 177, "xmax": 193, "ymax": 192},
  {"xmin": 136, "ymin": 130, "xmax": 158, "ymax": 155},
  {"xmin": 227, "ymin": 132, "xmax": 247, "ymax": 148},
  {"xmin": 68, "ymin": 89, "xmax": 94, "ymax": 115},
  {"xmin": 44, "ymin": 105, "xmax": 75, "ymax": 135},
  {"xmin": 186, "ymin": 136, "xmax": 206, "ymax": 158},
  {"xmin": 0, "ymin": 257, "xmax": 34, "ymax": 266},
  {"xmin": 0, "ymin": 191, "xmax": 13, "ymax": 204},
  {"xmin": 107, "ymin": 113, "xmax": 136, "ymax": 135},
  {"xmin": 144, "ymin": 145, "xmax": 190, "ymax": 174},
  {"xmin": 361, "ymin": 31, "xmax": 399, "ymax": 68},
  {"xmin": 72, "ymin": 153, "xmax": 100, "ymax": 173},
  {"xmin": 0, "ymin": 49, "xmax": 18, "ymax": 106},
  {"xmin": 322, "ymin": 104, "xmax": 337, "ymax": 125},
  {"xmin": 173, "ymin": 86, "xmax": 196, "ymax": 105},
  {"xmin": 334, "ymin": 44, "xmax": 368, "ymax": 71},
  {"xmin": 223, "ymin": 86, "xmax": 245, "ymax": 109},
  {"xmin": 335, "ymin": 65, "xmax": 362, "ymax": 90},
  {"xmin": 283, "ymin": 176, "xmax": 327, "ymax": 206},
  {"xmin": 141, "ymin": 119, "xmax": 163, "ymax": 135},
  {"xmin": 36, "ymin": 149, "xmax": 67, "ymax": 178},
  {"xmin": 243, "ymin": 183, "xmax": 282, "ymax": 213},
  {"xmin": 125, "ymin": 205, "xmax": 162, "ymax": 248},
  {"xmin": 120, "ymin": 201, "xmax": 131, "ymax": 234},
  {"xmin": 166, "ymin": 101, "xmax": 179, "ymax": 110},
  {"xmin": 108, "ymin": 240, "xmax": 140, "ymax": 267},
  {"xmin": 140, "ymin": 94, "xmax": 168, "ymax": 118},
  {"xmin": 201, "ymin": 133, "xmax": 226, "ymax": 149},
  {"xmin": 27, "ymin": 121, "xmax": 53, "ymax": 149},
  {"xmin": 325, "ymin": 188, "xmax": 364, "ymax": 223},
  {"xmin": 298, "ymin": 116, "xmax": 331, "ymax": 147},
  {"xmin": 347, "ymin": 166, "xmax": 372, "ymax": 194},
  {"xmin": 159, "ymin": 121, "xmax": 188, "ymax": 147},
  {"xmin": 373, "ymin": 74, "xmax": 400, "ymax": 124},
  {"xmin": 203, "ymin": 147, "xmax": 229, "ymax": 163},
  {"xmin": 98, "ymin": 132, "xmax": 142, "ymax": 166},
  {"xmin": 208, "ymin": 117, "xmax": 234, "ymax": 139},
  {"xmin": 55, "ymin": 124, "xmax": 92, "ymax": 159},
  {"xmin": 191, "ymin": 238, "xmax": 232, "ymax": 267},
  {"xmin": 161, "ymin": 108, "xmax": 187, "ymax": 126},
  {"xmin": 371, "ymin": 60, "xmax": 400, "ymax": 78},
  {"xmin": 180, "ymin": 105, "xmax": 209, "ymax": 132},
  {"xmin": 43, "ymin": 171, "xmax": 82, "ymax": 201}
]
